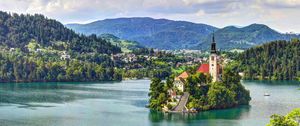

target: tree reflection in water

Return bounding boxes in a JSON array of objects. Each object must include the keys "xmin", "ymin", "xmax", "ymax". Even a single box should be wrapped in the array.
[{"xmin": 149, "ymin": 106, "xmax": 251, "ymax": 123}]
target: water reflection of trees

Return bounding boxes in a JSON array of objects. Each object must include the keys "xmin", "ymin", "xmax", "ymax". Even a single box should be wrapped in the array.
[
  {"xmin": 242, "ymin": 80, "xmax": 300, "ymax": 86},
  {"xmin": 148, "ymin": 106, "xmax": 251, "ymax": 124},
  {"xmin": 0, "ymin": 82, "xmax": 147, "ymax": 108}
]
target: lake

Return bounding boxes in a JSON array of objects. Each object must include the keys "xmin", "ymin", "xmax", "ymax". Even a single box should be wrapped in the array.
[{"xmin": 0, "ymin": 80, "xmax": 299, "ymax": 126}]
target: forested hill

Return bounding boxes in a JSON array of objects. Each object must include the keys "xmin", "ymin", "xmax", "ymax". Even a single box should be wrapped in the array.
[
  {"xmin": 0, "ymin": 11, "xmax": 120, "ymax": 54},
  {"xmin": 0, "ymin": 11, "xmax": 122, "ymax": 82},
  {"xmin": 239, "ymin": 39, "xmax": 300, "ymax": 80},
  {"xmin": 197, "ymin": 24, "xmax": 299, "ymax": 50}
]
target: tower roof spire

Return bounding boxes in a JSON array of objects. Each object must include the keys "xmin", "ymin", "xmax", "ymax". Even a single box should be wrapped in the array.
[
  {"xmin": 212, "ymin": 33, "xmax": 215, "ymax": 43},
  {"xmin": 211, "ymin": 33, "xmax": 217, "ymax": 54}
]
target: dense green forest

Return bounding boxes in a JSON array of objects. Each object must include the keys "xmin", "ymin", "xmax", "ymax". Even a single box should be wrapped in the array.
[
  {"xmin": 0, "ymin": 11, "xmax": 122, "ymax": 82},
  {"xmin": 0, "ymin": 50, "xmax": 121, "ymax": 82},
  {"xmin": 0, "ymin": 11, "xmax": 120, "ymax": 54},
  {"xmin": 239, "ymin": 39, "xmax": 300, "ymax": 80}
]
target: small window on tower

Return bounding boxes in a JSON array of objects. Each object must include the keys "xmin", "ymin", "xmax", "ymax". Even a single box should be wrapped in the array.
[
  {"xmin": 212, "ymin": 64, "xmax": 214, "ymax": 66},
  {"xmin": 211, "ymin": 56, "xmax": 214, "ymax": 60}
]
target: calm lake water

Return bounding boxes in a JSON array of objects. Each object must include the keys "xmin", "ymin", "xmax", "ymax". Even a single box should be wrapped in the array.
[{"xmin": 0, "ymin": 80, "xmax": 299, "ymax": 126}]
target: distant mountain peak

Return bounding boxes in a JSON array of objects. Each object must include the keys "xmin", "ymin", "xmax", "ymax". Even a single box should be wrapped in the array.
[
  {"xmin": 247, "ymin": 23, "xmax": 269, "ymax": 27},
  {"xmin": 99, "ymin": 33, "xmax": 120, "ymax": 40},
  {"xmin": 243, "ymin": 23, "xmax": 272, "ymax": 30},
  {"xmin": 228, "ymin": 25, "xmax": 243, "ymax": 28}
]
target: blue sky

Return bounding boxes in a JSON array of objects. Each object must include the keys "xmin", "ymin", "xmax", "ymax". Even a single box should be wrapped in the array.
[{"xmin": 1, "ymin": 0, "xmax": 300, "ymax": 33}]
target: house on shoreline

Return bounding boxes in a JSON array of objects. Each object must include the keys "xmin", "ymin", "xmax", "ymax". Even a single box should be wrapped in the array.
[{"xmin": 174, "ymin": 71, "xmax": 190, "ymax": 92}]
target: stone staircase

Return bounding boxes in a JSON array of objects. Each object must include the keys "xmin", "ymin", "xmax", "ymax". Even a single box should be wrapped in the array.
[{"xmin": 172, "ymin": 92, "xmax": 189, "ymax": 112}]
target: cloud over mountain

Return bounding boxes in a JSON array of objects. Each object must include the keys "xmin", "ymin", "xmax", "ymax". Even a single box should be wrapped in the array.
[{"xmin": 1, "ymin": 0, "xmax": 300, "ymax": 32}]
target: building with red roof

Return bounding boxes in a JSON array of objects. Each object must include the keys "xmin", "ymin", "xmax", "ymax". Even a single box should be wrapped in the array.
[
  {"xmin": 177, "ymin": 71, "xmax": 190, "ymax": 79},
  {"xmin": 174, "ymin": 71, "xmax": 189, "ymax": 92},
  {"xmin": 197, "ymin": 64, "xmax": 210, "ymax": 74},
  {"xmin": 197, "ymin": 64, "xmax": 221, "ymax": 75}
]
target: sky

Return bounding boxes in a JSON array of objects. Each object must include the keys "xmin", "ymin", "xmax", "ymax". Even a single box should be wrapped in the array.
[{"xmin": 1, "ymin": 0, "xmax": 300, "ymax": 33}]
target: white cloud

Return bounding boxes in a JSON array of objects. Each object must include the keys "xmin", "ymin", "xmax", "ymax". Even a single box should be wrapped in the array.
[
  {"xmin": 259, "ymin": 0, "xmax": 300, "ymax": 8},
  {"xmin": 0, "ymin": 0, "xmax": 300, "ymax": 32}
]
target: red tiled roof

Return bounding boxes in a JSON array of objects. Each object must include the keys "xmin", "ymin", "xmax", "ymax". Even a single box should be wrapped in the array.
[
  {"xmin": 177, "ymin": 71, "xmax": 190, "ymax": 79},
  {"xmin": 197, "ymin": 64, "xmax": 210, "ymax": 73},
  {"xmin": 171, "ymin": 91, "xmax": 176, "ymax": 96}
]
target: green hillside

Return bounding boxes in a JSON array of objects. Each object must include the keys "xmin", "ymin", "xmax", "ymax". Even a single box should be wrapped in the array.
[
  {"xmin": 239, "ymin": 39, "xmax": 300, "ymax": 80},
  {"xmin": 0, "ymin": 11, "xmax": 122, "ymax": 82},
  {"xmin": 99, "ymin": 34, "xmax": 143, "ymax": 53},
  {"xmin": 0, "ymin": 11, "xmax": 120, "ymax": 54}
]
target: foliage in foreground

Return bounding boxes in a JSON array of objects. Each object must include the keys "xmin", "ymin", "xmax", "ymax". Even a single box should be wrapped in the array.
[{"xmin": 267, "ymin": 108, "xmax": 300, "ymax": 126}]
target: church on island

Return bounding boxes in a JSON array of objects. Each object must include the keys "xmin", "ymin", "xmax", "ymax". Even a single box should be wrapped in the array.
[
  {"xmin": 174, "ymin": 35, "xmax": 222, "ymax": 92},
  {"xmin": 164, "ymin": 35, "xmax": 250, "ymax": 113}
]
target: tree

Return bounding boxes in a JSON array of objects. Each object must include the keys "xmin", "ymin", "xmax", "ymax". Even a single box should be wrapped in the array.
[
  {"xmin": 207, "ymin": 82, "xmax": 235, "ymax": 109},
  {"xmin": 148, "ymin": 78, "xmax": 166, "ymax": 111},
  {"xmin": 223, "ymin": 64, "xmax": 251, "ymax": 105},
  {"xmin": 267, "ymin": 108, "xmax": 300, "ymax": 126}
]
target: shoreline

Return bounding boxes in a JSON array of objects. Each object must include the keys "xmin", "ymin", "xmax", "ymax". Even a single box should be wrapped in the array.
[
  {"xmin": 1, "ymin": 78, "xmax": 297, "ymax": 84},
  {"xmin": 0, "ymin": 78, "xmax": 152, "ymax": 84}
]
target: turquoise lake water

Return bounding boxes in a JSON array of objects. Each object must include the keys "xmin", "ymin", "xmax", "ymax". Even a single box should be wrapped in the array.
[{"xmin": 0, "ymin": 80, "xmax": 299, "ymax": 126}]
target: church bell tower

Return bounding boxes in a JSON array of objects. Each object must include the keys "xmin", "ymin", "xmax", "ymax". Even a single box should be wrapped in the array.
[{"xmin": 209, "ymin": 34, "xmax": 219, "ymax": 82}]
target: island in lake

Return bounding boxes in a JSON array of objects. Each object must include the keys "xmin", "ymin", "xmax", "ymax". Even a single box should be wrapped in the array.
[{"xmin": 148, "ymin": 35, "xmax": 251, "ymax": 113}]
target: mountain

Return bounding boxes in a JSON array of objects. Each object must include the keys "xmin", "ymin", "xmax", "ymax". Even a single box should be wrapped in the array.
[
  {"xmin": 99, "ymin": 34, "xmax": 143, "ymax": 53},
  {"xmin": 0, "ymin": 11, "xmax": 121, "ymax": 54},
  {"xmin": 67, "ymin": 18, "xmax": 300, "ymax": 50},
  {"xmin": 197, "ymin": 24, "xmax": 300, "ymax": 50},
  {"xmin": 66, "ymin": 17, "xmax": 218, "ymax": 50}
]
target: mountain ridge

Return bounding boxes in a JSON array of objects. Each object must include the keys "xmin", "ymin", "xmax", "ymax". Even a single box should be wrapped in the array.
[
  {"xmin": 66, "ymin": 17, "xmax": 300, "ymax": 50},
  {"xmin": 66, "ymin": 17, "xmax": 218, "ymax": 50}
]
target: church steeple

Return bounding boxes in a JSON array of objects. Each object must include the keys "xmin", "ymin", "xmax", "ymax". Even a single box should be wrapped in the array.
[
  {"xmin": 209, "ymin": 33, "xmax": 219, "ymax": 82},
  {"xmin": 211, "ymin": 34, "xmax": 217, "ymax": 54}
]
